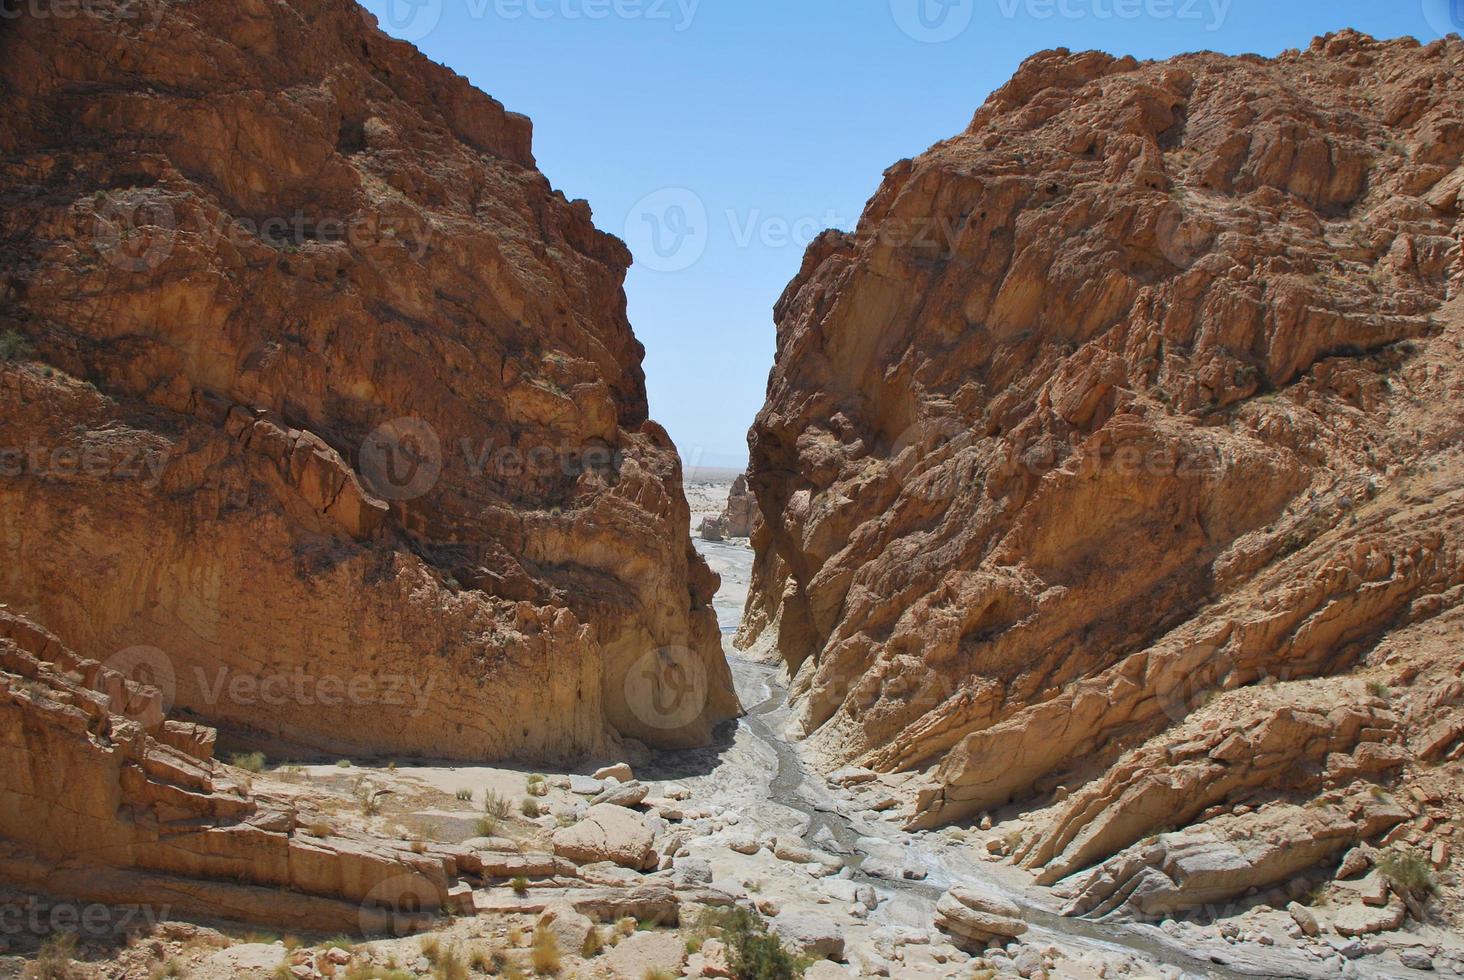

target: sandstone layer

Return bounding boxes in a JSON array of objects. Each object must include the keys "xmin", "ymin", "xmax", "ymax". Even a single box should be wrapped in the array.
[
  {"xmin": 742, "ymin": 30, "xmax": 1464, "ymax": 911},
  {"xmin": 698, "ymin": 473, "xmax": 761, "ymax": 541},
  {"xmin": 0, "ymin": 0, "xmax": 736, "ymax": 762},
  {"xmin": 0, "ymin": 609, "xmax": 462, "ymax": 934}
]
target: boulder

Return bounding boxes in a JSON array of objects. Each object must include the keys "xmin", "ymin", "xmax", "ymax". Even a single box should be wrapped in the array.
[
  {"xmin": 771, "ymin": 911, "xmax": 846, "ymax": 960},
  {"xmin": 536, "ymin": 904, "xmax": 596, "ymax": 956},
  {"xmin": 552, "ymin": 804, "xmax": 656, "ymax": 870},
  {"xmin": 1333, "ymin": 899, "xmax": 1406, "ymax": 937},
  {"xmin": 594, "ymin": 763, "xmax": 635, "ymax": 782},
  {"xmin": 593, "ymin": 780, "xmax": 650, "ymax": 808}
]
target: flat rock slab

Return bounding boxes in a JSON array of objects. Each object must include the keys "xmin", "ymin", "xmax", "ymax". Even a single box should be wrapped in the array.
[
  {"xmin": 1333, "ymin": 899, "xmax": 1405, "ymax": 936},
  {"xmin": 552, "ymin": 803, "xmax": 655, "ymax": 869},
  {"xmin": 772, "ymin": 910, "xmax": 846, "ymax": 961},
  {"xmin": 602, "ymin": 929, "xmax": 687, "ymax": 978}
]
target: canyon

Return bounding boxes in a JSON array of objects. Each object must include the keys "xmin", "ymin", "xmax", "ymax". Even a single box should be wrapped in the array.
[
  {"xmin": 741, "ymin": 27, "xmax": 1464, "ymax": 935},
  {"xmin": 0, "ymin": 0, "xmax": 1462, "ymax": 977}
]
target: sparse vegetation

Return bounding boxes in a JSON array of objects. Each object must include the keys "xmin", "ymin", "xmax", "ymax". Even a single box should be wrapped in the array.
[
  {"xmin": 0, "ymin": 329, "xmax": 30, "ymax": 363},
  {"xmin": 420, "ymin": 935, "xmax": 442, "ymax": 964},
  {"xmin": 336, "ymin": 759, "xmax": 353, "ymax": 768},
  {"xmin": 643, "ymin": 971, "xmax": 676, "ymax": 980},
  {"xmin": 511, "ymin": 875, "xmax": 529, "ymax": 896},
  {"xmin": 519, "ymin": 797, "xmax": 542, "ymax": 818},
  {"xmin": 26, "ymin": 933, "xmax": 80, "ymax": 980},
  {"xmin": 455, "ymin": 788, "xmax": 474, "ymax": 802},
  {"xmin": 526, "ymin": 774, "xmax": 549, "ymax": 797},
  {"xmin": 343, "ymin": 966, "xmax": 414, "ymax": 980},
  {"xmin": 581, "ymin": 928, "xmax": 603, "ymax": 958},
  {"xmin": 484, "ymin": 790, "xmax": 513, "ymax": 821},
  {"xmin": 718, "ymin": 906, "xmax": 808, "ymax": 980},
  {"xmin": 147, "ymin": 960, "xmax": 184, "ymax": 979},
  {"xmin": 304, "ymin": 820, "xmax": 333, "ymax": 837},
  {"xmin": 353, "ymin": 775, "xmax": 385, "ymax": 816},
  {"xmin": 431, "ymin": 945, "xmax": 467, "ymax": 980},
  {"xmin": 530, "ymin": 926, "xmax": 560, "ymax": 975},
  {"xmin": 228, "ymin": 751, "xmax": 266, "ymax": 773},
  {"xmin": 1377, "ymin": 847, "xmax": 1435, "ymax": 895},
  {"xmin": 475, "ymin": 815, "xmax": 500, "ymax": 837},
  {"xmin": 1366, "ymin": 680, "xmax": 1391, "ymax": 698}
]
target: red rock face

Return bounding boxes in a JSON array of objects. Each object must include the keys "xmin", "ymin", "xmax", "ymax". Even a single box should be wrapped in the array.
[
  {"xmin": 742, "ymin": 30, "xmax": 1464, "ymax": 855},
  {"xmin": 0, "ymin": 0, "xmax": 737, "ymax": 759}
]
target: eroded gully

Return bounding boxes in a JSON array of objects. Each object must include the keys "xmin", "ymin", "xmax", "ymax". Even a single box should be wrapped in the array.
[{"xmin": 647, "ymin": 538, "xmax": 1313, "ymax": 980}]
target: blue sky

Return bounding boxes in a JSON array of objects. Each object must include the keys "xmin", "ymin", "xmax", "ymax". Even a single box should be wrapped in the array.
[{"xmin": 359, "ymin": 0, "xmax": 1459, "ymax": 469}]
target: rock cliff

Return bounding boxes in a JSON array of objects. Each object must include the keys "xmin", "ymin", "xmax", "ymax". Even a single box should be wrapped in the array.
[
  {"xmin": 0, "ymin": 0, "xmax": 737, "ymax": 760},
  {"xmin": 698, "ymin": 473, "xmax": 761, "ymax": 541},
  {"xmin": 742, "ymin": 31, "xmax": 1464, "ymax": 908},
  {"xmin": 0, "ymin": 609, "xmax": 464, "ymax": 933}
]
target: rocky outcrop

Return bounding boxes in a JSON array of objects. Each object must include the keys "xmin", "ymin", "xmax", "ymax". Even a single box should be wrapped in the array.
[
  {"xmin": 0, "ymin": 0, "xmax": 736, "ymax": 759},
  {"xmin": 698, "ymin": 473, "xmax": 761, "ymax": 540},
  {"xmin": 0, "ymin": 609, "xmax": 456, "ymax": 933},
  {"xmin": 741, "ymin": 29, "xmax": 1464, "ymax": 906}
]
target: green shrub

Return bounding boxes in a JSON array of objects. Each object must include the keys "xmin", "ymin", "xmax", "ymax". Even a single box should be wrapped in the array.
[
  {"xmin": 0, "ymin": 329, "xmax": 30, "ymax": 363},
  {"xmin": 720, "ymin": 907, "xmax": 807, "ymax": 980},
  {"xmin": 1377, "ymin": 848, "xmax": 1434, "ymax": 894},
  {"xmin": 229, "ymin": 751, "xmax": 266, "ymax": 773},
  {"xmin": 484, "ymin": 790, "xmax": 512, "ymax": 821},
  {"xmin": 27, "ymin": 933, "xmax": 81, "ymax": 980},
  {"xmin": 455, "ymin": 788, "xmax": 473, "ymax": 802}
]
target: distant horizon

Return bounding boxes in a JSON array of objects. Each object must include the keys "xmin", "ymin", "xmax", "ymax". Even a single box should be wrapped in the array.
[{"xmin": 359, "ymin": 0, "xmax": 1458, "ymax": 464}]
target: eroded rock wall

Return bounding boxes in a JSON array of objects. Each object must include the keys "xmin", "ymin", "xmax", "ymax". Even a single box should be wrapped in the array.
[
  {"xmin": 0, "ymin": 0, "xmax": 737, "ymax": 759},
  {"xmin": 743, "ymin": 30, "xmax": 1464, "ymax": 888}
]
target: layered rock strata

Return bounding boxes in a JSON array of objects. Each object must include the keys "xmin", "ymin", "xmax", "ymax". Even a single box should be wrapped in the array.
[
  {"xmin": 742, "ymin": 30, "xmax": 1464, "ymax": 911},
  {"xmin": 0, "ymin": 0, "xmax": 736, "ymax": 761}
]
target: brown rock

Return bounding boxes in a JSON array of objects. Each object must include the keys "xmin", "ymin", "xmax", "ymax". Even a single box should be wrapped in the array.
[
  {"xmin": 552, "ymin": 804, "xmax": 656, "ymax": 870},
  {"xmin": 0, "ymin": 0, "xmax": 737, "ymax": 765},
  {"xmin": 737, "ymin": 32, "xmax": 1464, "ymax": 890}
]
